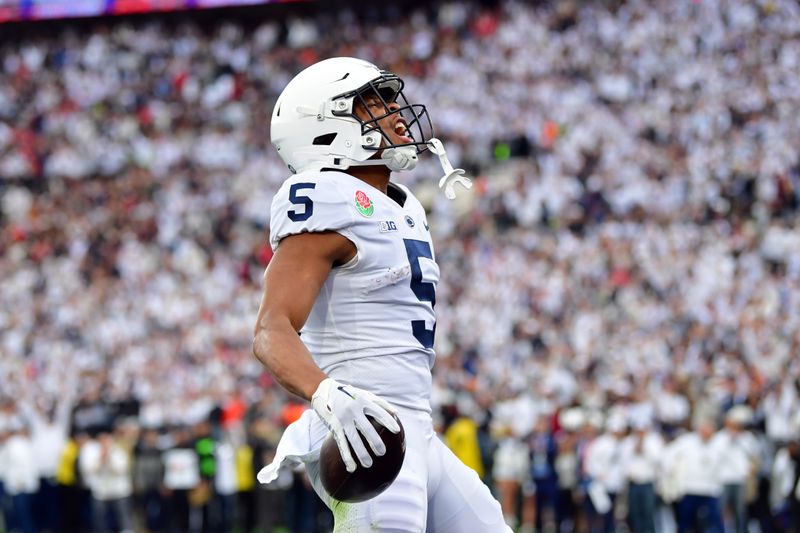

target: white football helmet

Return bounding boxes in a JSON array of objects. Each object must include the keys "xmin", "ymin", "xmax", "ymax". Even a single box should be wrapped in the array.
[{"xmin": 270, "ymin": 57, "xmax": 433, "ymax": 174}]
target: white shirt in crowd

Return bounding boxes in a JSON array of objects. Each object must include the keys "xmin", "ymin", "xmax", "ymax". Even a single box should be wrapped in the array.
[
  {"xmin": 555, "ymin": 449, "xmax": 579, "ymax": 490},
  {"xmin": 493, "ymin": 437, "xmax": 531, "ymax": 484},
  {"xmin": 771, "ymin": 447, "xmax": 800, "ymax": 511},
  {"xmin": 712, "ymin": 429, "xmax": 759, "ymax": 485},
  {"xmin": 214, "ymin": 441, "xmax": 238, "ymax": 496},
  {"xmin": 79, "ymin": 438, "xmax": 133, "ymax": 501},
  {"xmin": 623, "ymin": 430, "xmax": 664, "ymax": 484},
  {"xmin": 655, "ymin": 392, "xmax": 690, "ymax": 426},
  {"xmin": 29, "ymin": 423, "xmax": 68, "ymax": 479},
  {"xmin": 0, "ymin": 433, "xmax": 40, "ymax": 495},
  {"xmin": 18, "ymin": 387, "xmax": 75, "ymax": 480},
  {"xmin": 764, "ymin": 383, "xmax": 800, "ymax": 442},
  {"xmin": 163, "ymin": 448, "xmax": 200, "ymax": 490},
  {"xmin": 585, "ymin": 433, "xmax": 627, "ymax": 494},
  {"xmin": 663, "ymin": 432, "xmax": 723, "ymax": 497}
]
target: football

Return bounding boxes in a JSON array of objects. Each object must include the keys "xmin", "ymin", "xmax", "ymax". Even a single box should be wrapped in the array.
[{"xmin": 319, "ymin": 412, "xmax": 406, "ymax": 503}]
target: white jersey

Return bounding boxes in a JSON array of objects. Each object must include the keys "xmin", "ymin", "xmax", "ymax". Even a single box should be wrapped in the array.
[{"xmin": 270, "ymin": 170, "xmax": 438, "ymax": 411}]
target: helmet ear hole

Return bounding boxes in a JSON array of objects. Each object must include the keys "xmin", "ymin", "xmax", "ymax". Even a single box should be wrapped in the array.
[{"xmin": 313, "ymin": 133, "xmax": 338, "ymax": 146}]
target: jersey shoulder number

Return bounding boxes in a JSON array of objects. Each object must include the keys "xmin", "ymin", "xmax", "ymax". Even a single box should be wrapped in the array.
[{"xmin": 269, "ymin": 173, "xmax": 356, "ymax": 250}]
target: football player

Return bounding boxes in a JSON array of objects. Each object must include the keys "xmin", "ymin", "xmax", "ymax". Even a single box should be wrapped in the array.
[{"xmin": 253, "ymin": 57, "xmax": 509, "ymax": 532}]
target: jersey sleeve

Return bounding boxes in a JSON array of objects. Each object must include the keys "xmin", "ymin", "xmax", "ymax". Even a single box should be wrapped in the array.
[{"xmin": 269, "ymin": 174, "xmax": 356, "ymax": 250}]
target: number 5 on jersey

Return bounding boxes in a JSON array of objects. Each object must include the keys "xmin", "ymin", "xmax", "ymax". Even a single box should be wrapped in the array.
[
  {"xmin": 288, "ymin": 182, "xmax": 315, "ymax": 221},
  {"xmin": 404, "ymin": 239, "xmax": 436, "ymax": 349}
]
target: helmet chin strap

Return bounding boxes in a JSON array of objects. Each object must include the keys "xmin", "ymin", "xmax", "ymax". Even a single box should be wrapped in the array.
[
  {"xmin": 381, "ymin": 147, "xmax": 418, "ymax": 171},
  {"xmin": 345, "ymin": 145, "xmax": 418, "ymax": 172}
]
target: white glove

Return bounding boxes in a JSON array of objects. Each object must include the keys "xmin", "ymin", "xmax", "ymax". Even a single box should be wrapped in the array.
[{"xmin": 311, "ymin": 378, "xmax": 401, "ymax": 473}]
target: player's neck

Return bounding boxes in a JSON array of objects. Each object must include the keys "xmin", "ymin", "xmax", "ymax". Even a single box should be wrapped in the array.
[{"xmin": 349, "ymin": 166, "xmax": 391, "ymax": 195}]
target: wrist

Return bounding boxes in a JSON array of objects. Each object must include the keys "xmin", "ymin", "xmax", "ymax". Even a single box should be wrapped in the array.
[
  {"xmin": 304, "ymin": 372, "xmax": 330, "ymax": 402},
  {"xmin": 310, "ymin": 376, "xmax": 335, "ymax": 403}
]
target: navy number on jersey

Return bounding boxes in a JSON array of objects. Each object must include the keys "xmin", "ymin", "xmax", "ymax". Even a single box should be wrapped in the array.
[
  {"xmin": 288, "ymin": 182, "xmax": 315, "ymax": 221},
  {"xmin": 403, "ymin": 239, "xmax": 436, "ymax": 349}
]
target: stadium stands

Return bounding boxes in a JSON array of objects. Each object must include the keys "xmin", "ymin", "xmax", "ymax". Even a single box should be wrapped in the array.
[{"xmin": 1, "ymin": 0, "xmax": 799, "ymax": 531}]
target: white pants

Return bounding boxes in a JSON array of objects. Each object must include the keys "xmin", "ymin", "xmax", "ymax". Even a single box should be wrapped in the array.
[{"xmin": 305, "ymin": 408, "xmax": 511, "ymax": 532}]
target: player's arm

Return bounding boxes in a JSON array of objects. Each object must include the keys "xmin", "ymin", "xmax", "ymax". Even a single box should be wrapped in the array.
[
  {"xmin": 252, "ymin": 230, "xmax": 354, "ymax": 401},
  {"xmin": 257, "ymin": 179, "xmax": 400, "ymax": 471}
]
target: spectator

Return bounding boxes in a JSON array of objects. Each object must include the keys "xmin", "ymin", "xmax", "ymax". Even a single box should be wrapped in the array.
[
  {"xmin": 714, "ymin": 405, "xmax": 760, "ymax": 533},
  {"xmin": 192, "ymin": 419, "xmax": 217, "ymax": 532},
  {"xmin": 79, "ymin": 430, "xmax": 135, "ymax": 533},
  {"xmin": 655, "ymin": 378, "xmax": 691, "ymax": 437},
  {"xmin": 284, "ymin": 467, "xmax": 322, "ymax": 533},
  {"xmin": 133, "ymin": 427, "xmax": 166, "ymax": 533},
  {"xmin": 247, "ymin": 417, "xmax": 289, "ymax": 532},
  {"xmin": 162, "ymin": 427, "xmax": 198, "ymax": 533},
  {"xmin": 56, "ymin": 431, "xmax": 93, "ymax": 533},
  {"xmin": 623, "ymin": 416, "xmax": 664, "ymax": 533},
  {"xmin": 772, "ymin": 437, "xmax": 800, "ymax": 531},
  {"xmin": 443, "ymin": 403, "xmax": 485, "ymax": 479},
  {"xmin": 584, "ymin": 413, "xmax": 628, "ymax": 533},
  {"xmin": 527, "ymin": 415, "xmax": 558, "ymax": 533},
  {"xmin": 0, "ymin": 406, "xmax": 12, "ymax": 533},
  {"xmin": 233, "ymin": 432, "xmax": 257, "ymax": 533},
  {"xmin": 213, "ymin": 434, "xmax": 238, "ymax": 533},
  {"xmin": 18, "ymin": 386, "xmax": 75, "ymax": 533},
  {"xmin": 666, "ymin": 418, "xmax": 725, "ymax": 533},
  {"xmin": 554, "ymin": 408, "xmax": 583, "ymax": 533},
  {"xmin": 2, "ymin": 418, "xmax": 41, "ymax": 533},
  {"xmin": 492, "ymin": 423, "xmax": 531, "ymax": 531}
]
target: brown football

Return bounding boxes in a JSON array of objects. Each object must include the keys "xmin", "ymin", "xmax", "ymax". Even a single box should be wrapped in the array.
[{"xmin": 319, "ymin": 412, "xmax": 406, "ymax": 503}]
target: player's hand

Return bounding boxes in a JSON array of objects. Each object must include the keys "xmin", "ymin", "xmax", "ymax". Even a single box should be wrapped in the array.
[{"xmin": 311, "ymin": 378, "xmax": 400, "ymax": 473}]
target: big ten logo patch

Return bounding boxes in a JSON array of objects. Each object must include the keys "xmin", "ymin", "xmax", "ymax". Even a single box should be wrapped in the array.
[{"xmin": 378, "ymin": 220, "xmax": 398, "ymax": 233}]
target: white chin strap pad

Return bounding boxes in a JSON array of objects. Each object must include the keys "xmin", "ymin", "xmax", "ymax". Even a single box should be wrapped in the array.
[
  {"xmin": 381, "ymin": 147, "xmax": 418, "ymax": 172},
  {"xmin": 428, "ymin": 138, "xmax": 472, "ymax": 200}
]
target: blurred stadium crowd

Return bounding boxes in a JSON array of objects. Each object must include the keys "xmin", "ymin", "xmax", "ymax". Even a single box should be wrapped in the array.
[{"xmin": 0, "ymin": 0, "xmax": 799, "ymax": 531}]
